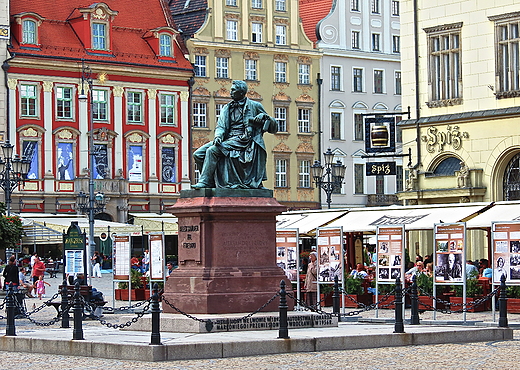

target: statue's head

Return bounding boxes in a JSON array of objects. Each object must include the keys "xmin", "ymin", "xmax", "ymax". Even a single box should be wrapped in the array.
[{"xmin": 231, "ymin": 80, "xmax": 248, "ymax": 100}]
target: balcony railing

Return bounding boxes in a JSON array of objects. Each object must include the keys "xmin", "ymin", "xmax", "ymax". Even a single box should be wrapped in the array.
[{"xmin": 367, "ymin": 194, "xmax": 402, "ymax": 207}]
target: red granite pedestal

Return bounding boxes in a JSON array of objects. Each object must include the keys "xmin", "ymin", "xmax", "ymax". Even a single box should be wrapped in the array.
[{"xmin": 163, "ymin": 189, "xmax": 294, "ymax": 314}]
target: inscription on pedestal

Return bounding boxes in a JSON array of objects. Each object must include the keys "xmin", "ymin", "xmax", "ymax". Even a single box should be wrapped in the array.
[
  {"xmin": 178, "ymin": 217, "xmax": 201, "ymax": 264},
  {"xmin": 207, "ymin": 314, "xmax": 336, "ymax": 332}
]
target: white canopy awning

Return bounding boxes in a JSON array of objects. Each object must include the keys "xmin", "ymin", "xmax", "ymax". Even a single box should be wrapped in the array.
[
  {"xmin": 465, "ymin": 200, "xmax": 520, "ymax": 229},
  {"xmin": 129, "ymin": 212, "xmax": 178, "ymax": 235},
  {"xmin": 277, "ymin": 209, "xmax": 348, "ymax": 235}
]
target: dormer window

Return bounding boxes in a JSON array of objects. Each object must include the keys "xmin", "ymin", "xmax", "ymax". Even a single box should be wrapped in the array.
[
  {"xmin": 92, "ymin": 23, "xmax": 107, "ymax": 50},
  {"xmin": 68, "ymin": 3, "xmax": 117, "ymax": 53},
  {"xmin": 143, "ymin": 28, "xmax": 177, "ymax": 60},
  {"xmin": 14, "ymin": 13, "xmax": 44, "ymax": 47},
  {"xmin": 159, "ymin": 34, "xmax": 172, "ymax": 57},
  {"xmin": 22, "ymin": 19, "xmax": 37, "ymax": 44}
]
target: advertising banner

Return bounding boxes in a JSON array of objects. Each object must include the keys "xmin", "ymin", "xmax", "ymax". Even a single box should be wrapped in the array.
[
  {"xmin": 434, "ymin": 223, "xmax": 465, "ymax": 284},
  {"xmin": 376, "ymin": 225, "xmax": 404, "ymax": 283},
  {"xmin": 276, "ymin": 229, "xmax": 299, "ymax": 282},
  {"xmin": 316, "ymin": 227, "xmax": 343, "ymax": 283},
  {"xmin": 492, "ymin": 222, "xmax": 520, "ymax": 284}
]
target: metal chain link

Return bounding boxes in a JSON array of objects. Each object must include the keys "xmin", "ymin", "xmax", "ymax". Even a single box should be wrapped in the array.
[
  {"xmin": 415, "ymin": 286, "xmax": 499, "ymax": 314},
  {"xmin": 22, "ymin": 292, "xmax": 62, "ymax": 316},
  {"xmin": 92, "ymin": 300, "xmax": 152, "ymax": 329},
  {"xmin": 101, "ymin": 299, "xmax": 151, "ymax": 313},
  {"xmin": 14, "ymin": 299, "xmax": 73, "ymax": 326},
  {"xmin": 286, "ymin": 292, "xmax": 332, "ymax": 316}
]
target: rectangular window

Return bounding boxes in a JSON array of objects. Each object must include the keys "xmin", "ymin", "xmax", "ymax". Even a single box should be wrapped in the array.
[
  {"xmin": 159, "ymin": 34, "xmax": 172, "ymax": 57},
  {"xmin": 216, "ymin": 57, "xmax": 229, "ymax": 79},
  {"xmin": 92, "ymin": 23, "xmax": 107, "ymax": 50},
  {"xmin": 93, "ymin": 144, "xmax": 108, "ymax": 179},
  {"xmin": 57, "ymin": 142, "xmax": 74, "ymax": 181},
  {"xmin": 392, "ymin": 0, "xmax": 400, "ymax": 16},
  {"xmin": 92, "ymin": 89, "xmax": 107, "ymax": 121},
  {"xmin": 22, "ymin": 20, "xmax": 36, "ymax": 44},
  {"xmin": 276, "ymin": 25, "xmax": 287, "ymax": 45},
  {"xmin": 252, "ymin": 0, "xmax": 262, "ymax": 8},
  {"xmin": 275, "ymin": 107, "xmax": 287, "ymax": 132},
  {"xmin": 252, "ymin": 22, "xmax": 263, "ymax": 43},
  {"xmin": 192, "ymin": 102, "xmax": 207, "ymax": 127},
  {"xmin": 21, "ymin": 84, "xmax": 37, "ymax": 117},
  {"xmin": 354, "ymin": 113, "xmax": 364, "ymax": 141},
  {"xmin": 351, "ymin": 0, "xmax": 359, "ymax": 11},
  {"xmin": 299, "ymin": 160, "xmax": 311, "ymax": 188},
  {"xmin": 194, "ymin": 163, "xmax": 200, "ymax": 184},
  {"xmin": 127, "ymin": 91, "xmax": 142, "ymax": 123},
  {"xmin": 495, "ymin": 19, "xmax": 520, "ymax": 94},
  {"xmin": 331, "ymin": 112, "xmax": 341, "ymax": 140},
  {"xmin": 194, "ymin": 55, "xmax": 207, "ymax": 77},
  {"xmin": 376, "ymin": 175, "xmax": 384, "ymax": 194},
  {"xmin": 276, "ymin": 0, "xmax": 286, "ymax": 11},
  {"xmin": 226, "ymin": 20, "xmax": 238, "ymax": 41},
  {"xmin": 226, "ymin": 0, "xmax": 237, "ymax": 5},
  {"xmin": 331, "ymin": 66, "xmax": 341, "ymax": 91},
  {"xmin": 161, "ymin": 146, "xmax": 176, "ymax": 183},
  {"xmin": 428, "ymin": 27, "xmax": 462, "ymax": 101},
  {"xmin": 299, "ymin": 64, "xmax": 310, "ymax": 84},
  {"xmin": 395, "ymin": 116, "xmax": 403, "ymax": 142},
  {"xmin": 393, "ymin": 35, "xmax": 400, "ymax": 53},
  {"xmin": 352, "ymin": 31, "xmax": 360, "ymax": 49},
  {"xmin": 371, "ymin": 0, "xmax": 380, "ymax": 14},
  {"xmin": 354, "ymin": 163, "xmax": 364, "ymax": 194},
  {"xmin": 372, "ymin": 33, "xmax": 380, "ymax": 51},
  {"xmin": 23, "ymin": 141, "xmax": 39, "ymax": 179},
  {"xmin": 245, "ymin": 59, "xmax": 257, "ymax": 80},
  {"xmin": 160, "ymin": 94, "xmax": 176, "ymax": 125},
  {"xmin": 374, "ymin": 70, "xmax": 384, "ymax": 93},
  {"xmin": 396, "ymin": 165, "xmax": 403, "ymax": 192},
  {"xmin": 275, "ymin": 62, "xmax": 287, "ymax": 83},
  {"xmin": 56, "ymin": 86, "xmax": 73, "ymax": 119},
  {"xmin": 128, "ymin": 145, "xmax": 143, "ymax": 182},
  {"xmin": 353, "ymin": 68, "xmax": 363, "ymax": 92},
  {"xmin": 298, "ymin": 108, "xmax": 310, "ymax": 133},
  {"xmin": 395, "ymin": 71, "xmax": 402, "ymax": 95},
  {"xmin": 275, "ymin": 159, "xmax": 287, "ymax": 187},
  {"xmin": 216, "ymin": 104, "xmax": 225, "ymax": 121}
]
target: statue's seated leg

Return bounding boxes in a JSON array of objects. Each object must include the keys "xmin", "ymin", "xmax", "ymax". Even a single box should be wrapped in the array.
[{"xmin": 192, "ymin": 145, "xmax": 222, "ymax": 189}]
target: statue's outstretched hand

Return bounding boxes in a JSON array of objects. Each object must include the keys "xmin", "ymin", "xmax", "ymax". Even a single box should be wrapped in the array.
[{"xmin": 213, "ymin": 136, "xmax": 222, "ymax": 146}]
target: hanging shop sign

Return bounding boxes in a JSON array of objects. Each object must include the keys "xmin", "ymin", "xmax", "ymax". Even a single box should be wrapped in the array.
[
  {"xmin": 364, "ymin": 116, "xmax": 396, "ymax": 154},
  {"xmin": 366, "ymin": 161, "xmax": 397, "ymax": 176}
]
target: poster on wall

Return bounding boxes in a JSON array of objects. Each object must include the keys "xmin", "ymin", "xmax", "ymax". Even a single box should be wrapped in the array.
[
  {"xmin": 93, "ymin": 144, "xmax": 108, "ymax": 179},
  {"xmin": 113, "ymin": 235, "xmax": 131, "ymax": 280},
  {"xmin": 128, "ymin": 145, "xmax": 143, "ymax": 182},
  {"xmin": 149, "ymin": 233, "xmax": 165, "ymax": 280},
  {"xmin": 57, "ymin": 142, "xmax": 74, "ymax": 180},
  {"xmin": 22, "ymin": 140, "xmax": 38, "ymax": 179},
  {"xmin": 492, "ymin": 221, "xmax": 520, "ymax": 284},
  {"xmin": 316, "ymin": 227, "xmax": 343, "ymax": 283},
  {"xmin": 161, "ymin": 147, "xmax": 176, "ymax": 183},
  {"xmin": 434, "ymin": 223, "xmax": 465, "ymax": 284},
  {"xmin": 275, "ymin": 229, "xmax": 299, "ymax": 282},
  {"xmin": 376, "ymin": 225, "xmax": 404, "ymax": 283}
]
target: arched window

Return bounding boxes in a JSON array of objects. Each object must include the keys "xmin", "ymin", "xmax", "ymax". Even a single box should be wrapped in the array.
[
  {"xmin": 504, "ymin": 153, "xmax": 520, "ymax": 201},
  {"xmin": 159, "ymin": 34, "xmax": 172, "ymax": 57},
  {"xmin": 22, "ymin": 19, "xmax": 37, "ymax": 44},
  {"xmin": 433, "ymin": 156, "xmax": 460, "ymax": 176}
]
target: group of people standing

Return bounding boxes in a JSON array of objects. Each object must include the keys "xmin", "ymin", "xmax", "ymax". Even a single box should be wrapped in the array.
[{"xmin": 2, "ymin": 253, "xmax": 50, "ymax": 299}]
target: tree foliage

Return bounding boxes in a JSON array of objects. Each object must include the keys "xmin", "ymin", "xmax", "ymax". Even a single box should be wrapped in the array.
[{"xmin": 0, "ymin": 203, "xmax": 24, "ymax": 250}]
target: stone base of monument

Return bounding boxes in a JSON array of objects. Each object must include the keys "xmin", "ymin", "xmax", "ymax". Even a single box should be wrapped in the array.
[
  {"xmin": 163, "ymin": 189, "xmax": 294, "ymax": 314},
  {"xmin": 120, "ymin": 312, "xmax": 338, "ymax": 333}
]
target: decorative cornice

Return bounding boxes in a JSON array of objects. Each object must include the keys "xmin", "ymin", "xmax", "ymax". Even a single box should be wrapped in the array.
[{"xmin": 423, "ymin": 22, "xmax": 463, "ymax": 34}]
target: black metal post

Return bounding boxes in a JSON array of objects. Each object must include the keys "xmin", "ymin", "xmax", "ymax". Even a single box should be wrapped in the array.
[
  {"xmin": 499, "ymin": 274, "xmax": 508, "ymax": 328},
  {"xmin": 6, "ymin": 283, "xmax": 16, "ymax": 336},
  {"xmin": 393, "ymin": 277, "xmax": 404, "ymax": 333},
  {"xmin": 278, "ymin": 280, "xmax": 289, "ymax": 339},
  {"xmin": 72, "ymin": 282, "xmax": 84, "ymax": 340},
  {"xmin": 150, "ymin": 283, "xmax": 162, "ymax": 345},
  {"xmin": 410, "ymin": 275, "xmax": 420, "ymax": 325},
  {"xmin": 61, "ymin": 282, "xmax": 70, "ymax": 328},
  {"xmin": 332, "ymin": 275, "xmax": 340, "ymax": 317}
]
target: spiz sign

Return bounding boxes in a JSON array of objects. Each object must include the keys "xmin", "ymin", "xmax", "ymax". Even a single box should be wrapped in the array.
[{"xmin": 366, "ymin": 162, "xmax": 396, "ymax": 176}]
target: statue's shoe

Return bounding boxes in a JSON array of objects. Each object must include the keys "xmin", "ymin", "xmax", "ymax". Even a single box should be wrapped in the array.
[{"xmin": 191, "ymin": 182, "xmax": 210, "ymax": 189}]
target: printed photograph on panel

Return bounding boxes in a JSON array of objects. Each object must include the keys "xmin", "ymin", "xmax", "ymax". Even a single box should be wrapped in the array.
[{"xmin": 435, "ymin": 253, "xmax": 463, "ymax": 282}]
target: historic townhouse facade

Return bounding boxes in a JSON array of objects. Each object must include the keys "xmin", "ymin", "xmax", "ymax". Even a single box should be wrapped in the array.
[
  {"xmin": 1, "ymin": 1, "xmax": 10, "ymax": 140},
  {"xmin": 7, "ymin": 0, "xmax": 192, "ymax": 221},
  {"xmin": 301, "ymin": 0, "xmax": 403, "ymax": 208},
  {"xmin": 171, "ymin": 0, "xmax": 322, "ymax": 209}
]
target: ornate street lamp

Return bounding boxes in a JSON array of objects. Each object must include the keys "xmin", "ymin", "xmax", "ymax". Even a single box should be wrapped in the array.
[
  {"xmin": 311, "ymin": 148, "xmax": 346, "ymax": 209},
  {"xmin": 0, "ymin": 141, "xmax": 31, "ymax": 216}
]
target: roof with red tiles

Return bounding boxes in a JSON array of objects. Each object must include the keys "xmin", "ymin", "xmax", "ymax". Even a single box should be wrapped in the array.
[
  {"xmin": 169, "ymin": 0, "xmax": 208, "ymax": 40},
  {"xmin": 299, "ymin": 0, "xmax": 334, "ymax": 45},
  {"xmin": 10, "ymin": 0, "xmax": 192, "ymax": 71}
]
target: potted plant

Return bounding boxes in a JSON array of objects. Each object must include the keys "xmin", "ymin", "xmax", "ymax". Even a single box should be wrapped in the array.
[
  {"xmin": 319, "ymin": 283, "xmax": 334, "ymax": 307},
  {"xmin": 344, "ymin": 275, "xmax": 372, "ymax": 308},
  {"xmin": 416, "ymin": 273, "xmax": 442, "ymax": 310},
  {"xmin": 115, "ymin": 268, "xmax": 146, "ymax": 300},
  {"xmin": 372, "ymin": 282, "xmax": 396, "ymax": 309},
  {"xmin": 449, "ymin": 271, "xmax": 485, "ymax": 312},
  {"xmin": 506, "ymin": 285, "xmax": 520, "ymax": 313}
]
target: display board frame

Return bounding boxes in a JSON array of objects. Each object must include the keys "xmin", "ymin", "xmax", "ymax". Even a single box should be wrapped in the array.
[
  {"xmin": 316, "ymin": 227, "xmax": 344, "ymax": 311},
  {"xmin": 276, "ymin": 228, "xmax": 300, "ymax": 307}
]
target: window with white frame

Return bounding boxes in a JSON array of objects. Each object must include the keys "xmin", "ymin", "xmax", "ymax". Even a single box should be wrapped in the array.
[
  {"xmin": 374, "ymin": 70, "xmax": 384, "ymax": 93},
  {"xmin": 395, "ymin": 116, "xmax": 403, "ymax": 142},
  {"xmin": 275, "ymin": 158, "xmax": 287, "ymax": 187},
  {"xmin": 252, "ymin": 22, "xmax": 263, "ymax": 43},
  {"xmin": 351, "ymin": 0, "xmax": 359, "ymax": 11},
  {"xmin": 226, "ymin": 20, "xmax": 238, "ymax": 41},
  {"xmin": 159, "ymin": 34, "xmax": 172, "ymax": 57},
  {"xmin": 275, "ymin": 25, "xmax": 287, "ymax": 45},
  {"xmin": 298, "ymin": 63, "xmax": 310, "ymax": 84},
  {"xmin": 331, "ymin": 66, "xmax": 341, "ymax": 91},
  {"xmin": 226, "ymin": 0, "xmax": 237, "ymax": 5},
  {"xmin": 160, "ymin": 93, "xmax": 176, "ymax": 125},
  {"xmin": 275, "ymin": 107, "xmax": 287, "ymax": 132},
  {"xmin": 299, "ymin": 160, "xmax": 311, "ymax": 188},
  {"xmin": 371, "ymin": 0, "xmax": 380, "ymax": 14},
  {"xmin": 426, "ymin": 24, "xmax": 462, "ymax": 102},
  {"xmin": 353, "ymin": 68, "xmax": 363, "ymax": 92},
  {"xmin": 92, "ymin": 89, "xmax": 108, "ymax": 121},
  {"xmin": 331, "ymin": 112, "xmax": 342, "ymax": 140},
  {"xmin": 245, "ymin": 59, "xmax": 257, "ymax": 80},
  {"xmin": 194, "ymin": 162, "xmax": 200, "ymax": 183},
  {"xmin": 298, "ymin": 108, "xmax": 311, "ymax": 133},
  {"xmin": 392, "ymin": 0, "xmax": 400, "ymax": 16},
  {"xmin": 492, "ymin": 15, "xmax": 520, "ymax": 96},
  {"xmin": 354, "ymin": 113, "xmax": 364, "ymax": 141},
  {"xmin": 275, "ymin": 0, "xmax": 286, "ymax": 11},
  {"xmin": 352, "ymin": 31, "xmax": 360, "ymax": 49},
  {"xmin": 215, "ymin": 104, "xmax": 225, "ymax": 121},
  {"xmin": 376, "ymin": 175, "xmax": 385, "ymax": 194},
  {"xmin": 393, "ymin": 35, "xmax": 400, "ymax": 53},
  {"xmin": 194, "ymin": 55, "xmax": 207, "ymax": 77},
  {"xmin": 127, "ymin": 91, "xmax": 143, "ymax": 123},
  {"xmin": 192, "ymin": 102, "xmax": 207, "ymax": 127},
  {"xmin": 395, "ymin": 71, "xmax": 402, "ymax": 95},
  {"xmin": 216, "ymin": 57, "xmax": 229, "ymax": 79},
  {"xmin": 275, "ymin": 62, "xmax": 287, "ymax": 83},
  {"xmin": 252, "ymin": 0, "xmax": 262, "ymax": 8},
  {"xmin": 354, "ymin": 163, "xmax": 364, "ymax": 194},
  {"xmin": 56, "ymin": 86, "xmax": 73, "ymax": 119},
  {"xmin": 396, "ymin": 165, "xmax": 403, "ymax": 192},
  {"xmin": 92, "ymin": 23, "xmax": 107, "ymax": 50},
  {"xmin": 20, "ymin": 84, "xmax": 37, "ymax": 117},
  {"xmin": 22, "ymin": 19, "xmax": 37, "ymax": 44},
  {"xmin": 372, "ymin": 33, "xmax": 380, "ymax": 51}
]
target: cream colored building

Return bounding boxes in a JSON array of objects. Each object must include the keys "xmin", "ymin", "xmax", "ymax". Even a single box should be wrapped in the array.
[{"xmin": 172, "ymin": 0, "xmax": 322, "ymax": 209}]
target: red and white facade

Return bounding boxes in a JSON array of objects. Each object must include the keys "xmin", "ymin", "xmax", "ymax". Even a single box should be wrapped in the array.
[{"xmin": 7, "ymin": 1, "xmax": 193, "ymax": 221}]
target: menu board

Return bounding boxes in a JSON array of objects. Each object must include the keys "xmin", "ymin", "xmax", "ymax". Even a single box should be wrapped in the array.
[
  {"xmin": 64, "ymin": 250, "xmax": 84, "ymax": 275},
  {"xmin": 376, "ymin": 226, "xmax": 404, "ymax": 282},
  {"xmin": 276, "ymin": 229, "xmax": 299, "ymax": 281},
  {"xmin": 492, "ymin": 222, "xmax": 520, "ymax": 284},
  {"xmin": 149, "ymin": 233, "xmax": 165, "ymax": 280},
  {"xmin": 434, "ymin": 223, "xmax": 465, "ymax": 284},
  {"xmin": 316, "ymin": 227, "xmax": 343, "ymax": 282},
  {"xmin": 113, "ymin": 235, "xmax": 131, "ymax": 280}
]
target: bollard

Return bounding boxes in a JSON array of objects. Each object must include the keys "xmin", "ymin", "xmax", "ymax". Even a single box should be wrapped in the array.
[
  {"xmin": 332, "ymin": 275, "xmax": 340, "ymax": 318},
  {"xmin": 6, "ymin": 283, "xmax": 16, "ymax": 336},
  {"xmin": 61, "ymin": 282, "xmax": 70, "ymax": 328},
  {"xmin": 149, "ymin": 283, "xmax": 162, "ymax": 345},
  {"xmin": 499, "ymin": 274, "xmax": 508, "ymax": 328},
  {"xmin": 72, "ymin": 282, "xmax": 84, "ymax": 340},
  {"xmin": 278, "ymin": 280, "xmax": 289, "ymax": 339},
  {"xmin": 393, "ymin": 277, "xmax": 404, "ymax": 333},
  {"xmin": 410, "ymin": 274, "xmax": 420, "ymax": 325}
]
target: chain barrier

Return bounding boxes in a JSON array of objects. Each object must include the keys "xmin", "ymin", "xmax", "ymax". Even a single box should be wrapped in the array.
[
  {"xmin": 14, "ymin": 299, "xmax": 73, "ymax": 326},
  {"xmin": 0, "ymin": 296, "xmax": 6, "ymax": 310},
  {"xmin": 287, "ymin": 292, "xmax": 332, "ymax": 316},
  {"xmin": 337, "ymin": 287, "xmax": 398, "ymax": 316},
  {"xmin": 24, "ymin": 292, "xmax": 62, "ymax": 316},
  {"xmin": 101, "ymin": 299, "xmax": 151, "ymax": 313},
  {"xmin": 416, "ymin": 286, "xmax": 500, "ymax": 314},
  {"xmin": 83, "ymin": 295, "xmax": 153, "ymax": 329}
]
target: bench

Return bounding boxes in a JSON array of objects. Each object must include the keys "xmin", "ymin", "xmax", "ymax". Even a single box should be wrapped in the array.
[
  {"xmin": 44, "ymin": 263, "xmax": 59, "ymax": 278},
  {"xmin": 45, "ymin": 285, "xmax": 107, "ymax": 318}
]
